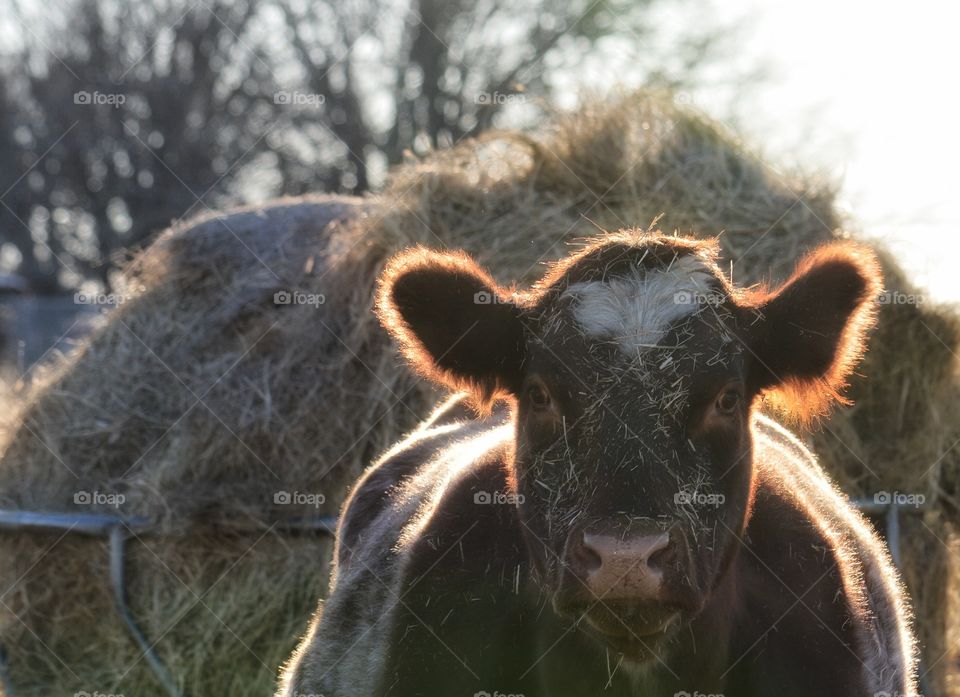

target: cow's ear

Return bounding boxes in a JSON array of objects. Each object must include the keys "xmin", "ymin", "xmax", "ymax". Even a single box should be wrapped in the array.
[
  {"xmin": 741, "ymin": 242, "xmax": 881, "ymax": 420},
  {"xmin": 377, "ymin": 248, "xmax": 525, "ymax": 407}
]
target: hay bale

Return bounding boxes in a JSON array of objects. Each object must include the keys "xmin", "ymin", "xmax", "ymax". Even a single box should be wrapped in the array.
[
  {"xmin": 0, "ymin": 91, "xmax": 956, "ymax": 694},
  {"xmin": 0, "ymin": 194, "xmax": 407, "ymax": 523},
  {"xmin": 0, "ymin": 194, "xmax": 426, "ymax": 695},
  {"xmin": 374, "ymin": 92, "xmax": 840, "ymax": 284}
]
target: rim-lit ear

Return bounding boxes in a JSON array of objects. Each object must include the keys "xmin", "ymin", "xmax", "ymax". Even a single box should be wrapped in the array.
[
  {"xmin": 741, "ymin": 242, "xmax": 882, "ymax": 420},
  {"xmin": 376, "ymin": 248, "xmax": 525, "ymax": 407}
]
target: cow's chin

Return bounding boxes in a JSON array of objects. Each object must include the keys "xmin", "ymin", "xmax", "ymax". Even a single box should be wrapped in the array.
[
  {"xmin": 589, "ymin": 626, "xmax": 677, "ymax": 663},
  {"xmin": 555, "ymin": 597, "xmax": 683, "ymax": 662}
]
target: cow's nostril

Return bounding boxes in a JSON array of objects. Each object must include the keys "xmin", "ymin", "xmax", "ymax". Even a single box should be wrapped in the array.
[
  {"xmin": 571, "ymin": 531, "xmax": 603, "ymax": 575},
  {"xmin": 646, "ymin": 541, "xmax": 673, "ymax": 571}
]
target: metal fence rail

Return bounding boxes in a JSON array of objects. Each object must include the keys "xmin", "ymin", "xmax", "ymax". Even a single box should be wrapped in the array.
[{"xmin": 0, "ymin": 502, "xmax": 932, "ymax": 697}]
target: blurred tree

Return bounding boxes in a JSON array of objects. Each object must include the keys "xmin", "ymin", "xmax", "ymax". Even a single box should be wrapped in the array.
[
  {"xmin": 0, "ymin": 0, "xmax": 293, "ymax": 291},
  {"xmin": 0, "ymin": 0, "xmax": 728, "ymax": 292}
]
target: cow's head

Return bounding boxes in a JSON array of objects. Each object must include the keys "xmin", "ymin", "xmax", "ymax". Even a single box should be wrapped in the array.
[{"xmin": 377, "ymin": 231, "xmax": 879, "ymax": 662}]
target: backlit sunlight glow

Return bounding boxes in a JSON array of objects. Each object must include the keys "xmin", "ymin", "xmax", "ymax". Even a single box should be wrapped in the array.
[{"xmin": 715, "ymin": 0, "xmax": 959, "ymax": 303}]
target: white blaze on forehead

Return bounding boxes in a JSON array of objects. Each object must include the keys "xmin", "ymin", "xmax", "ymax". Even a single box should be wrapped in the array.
[{"xmin": 563, "ymin": 254, "xmax": 716, "ymax": 354}]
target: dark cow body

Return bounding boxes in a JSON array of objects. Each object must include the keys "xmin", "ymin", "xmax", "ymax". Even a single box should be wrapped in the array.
[{"xmin": 279, "ymin": 232, "xmax": 916, "ymax": 697}]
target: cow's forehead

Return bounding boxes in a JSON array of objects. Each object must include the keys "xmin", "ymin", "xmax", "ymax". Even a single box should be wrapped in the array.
[
  {"xmin": 528, "ymin": 251, "xmax": 741, "ymax": 420},
  {"xmin": 560, "ymin": 254, "xmax": 719, "ymax": 356}
]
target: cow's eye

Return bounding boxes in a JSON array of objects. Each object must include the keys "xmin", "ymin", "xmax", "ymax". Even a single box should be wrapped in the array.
[
  {"xmin": 716, "ymin": 388, "xmax": 741, "ymax": 415},
  {"xmin": 527, "ymin": 383, "xmax": 551, "ymax": 410}
]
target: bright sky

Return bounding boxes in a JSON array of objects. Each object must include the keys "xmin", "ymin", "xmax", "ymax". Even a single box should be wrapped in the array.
[{"xmin": 695, "ymin": 0, "xmax": 960, "ymax": 303}]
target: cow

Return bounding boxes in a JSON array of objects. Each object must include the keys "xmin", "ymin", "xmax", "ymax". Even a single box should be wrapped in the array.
[{"xmin": 278, "ymin": 231, "xmax": 917, "ymax": 697}]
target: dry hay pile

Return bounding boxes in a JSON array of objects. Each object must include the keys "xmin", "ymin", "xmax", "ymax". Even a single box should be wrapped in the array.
[{"xmin": 0, "ymin": 90, "xmax": 956, "ymax": 695}]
